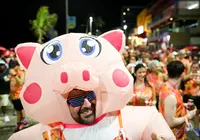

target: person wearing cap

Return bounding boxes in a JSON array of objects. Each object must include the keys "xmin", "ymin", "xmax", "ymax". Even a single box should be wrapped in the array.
[{"xmin": 0, "ymin": 59, "xmax": 10, "ymax": 122}]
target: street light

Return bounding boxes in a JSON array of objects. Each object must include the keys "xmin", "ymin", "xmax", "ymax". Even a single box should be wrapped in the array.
[
  {"xmin": 65, "ymin": 0, "xmax": 69, "ymax": 33},
  {"xmin": 123, "ymin": 25, "xmax": 128, "ymax": 30},
  {"xmin": 89, "ymin": 16, "xmax": 93, "ymax": 34}
]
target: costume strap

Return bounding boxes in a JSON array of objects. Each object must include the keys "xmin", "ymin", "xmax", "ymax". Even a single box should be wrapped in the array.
[
  {"xmin": 118, "ymin": 110, "xmax": 123, "ymax": 128},
  {"xmin": 48, "ymin": 113, "xmax": 107, "ymax": 129},
  {"xmin": 117, "ymin": 110, "xmax": 126, "ymax": 140}
]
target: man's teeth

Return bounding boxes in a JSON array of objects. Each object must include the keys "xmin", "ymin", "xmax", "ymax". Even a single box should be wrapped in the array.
[{"xmin": 82, "ymin": 110, "xmax": 92, "ymax": 114}]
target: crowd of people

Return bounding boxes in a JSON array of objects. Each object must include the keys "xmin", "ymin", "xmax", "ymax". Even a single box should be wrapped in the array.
[
  {"xmin": 123, "ymin": 47, "xmax": 200, "ymax": 139},
  {"xmin": 0, "ymin": 43, "xmax": 200, "ymax": 140},
  {"xmin": 0, "ymin": 49, "xmax": 28, "ymax": 132}
]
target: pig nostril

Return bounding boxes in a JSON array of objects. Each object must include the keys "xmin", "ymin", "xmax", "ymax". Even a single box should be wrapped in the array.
[
  {"xmin": 82, "ymin": 70, "xmax": 90, "ymax": 81},
  {"xmin": 61, "ymin": 72, "xmax": 68, "ymax": 83}
]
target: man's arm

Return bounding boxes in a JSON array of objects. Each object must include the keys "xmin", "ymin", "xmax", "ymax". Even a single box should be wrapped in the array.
[{"xmin": 163, "ymin": 95, "xmax": 185, "ymax": 128}]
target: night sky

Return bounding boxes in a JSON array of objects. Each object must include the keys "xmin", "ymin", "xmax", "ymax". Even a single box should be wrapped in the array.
[{"xmin": 0, "ymin": 0, "xmax": 152, "ymax": 49}]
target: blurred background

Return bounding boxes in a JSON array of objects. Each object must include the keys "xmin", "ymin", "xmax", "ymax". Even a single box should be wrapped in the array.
[
  {"xmin": 0, "ymin": 0, "xmax": 200, "ymax": 140},
  {"xmin": 0, "ymin": 0, "xmax": 198, "ymax": 52}
]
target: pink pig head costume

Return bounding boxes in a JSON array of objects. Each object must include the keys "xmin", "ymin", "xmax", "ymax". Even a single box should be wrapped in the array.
[{"xmin": 9, "ymin": 30, "xmax": 175, "ymax": 140}]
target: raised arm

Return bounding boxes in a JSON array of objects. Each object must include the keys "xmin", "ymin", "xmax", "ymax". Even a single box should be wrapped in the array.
[{"xmin": 163, "ymin": 95, "xmax": 196, "ymax": 128}]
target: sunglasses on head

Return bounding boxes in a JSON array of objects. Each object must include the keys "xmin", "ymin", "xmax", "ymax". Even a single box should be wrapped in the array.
[{"xmin": 67, "ymin": 91, "xmax": 96, "ymax": 107}]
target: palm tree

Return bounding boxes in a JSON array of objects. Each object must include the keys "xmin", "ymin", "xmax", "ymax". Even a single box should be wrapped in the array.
[
  {"xmin": 29, "ymin": 6, "xmax": 58, "ymax": 44},
  {"xmin": 94, "ymin": 16, "xmax": 105, "ymax": 35}
]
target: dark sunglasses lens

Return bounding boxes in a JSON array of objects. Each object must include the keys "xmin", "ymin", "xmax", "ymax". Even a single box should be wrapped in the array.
[
  {"xmin": 86, "ymin": 91, "xmax": 96, "ymax": 100},
  {"xmin": 67, "ymin": 98, "xmax": 84, "ymax": 107},
  {"xmin": 67, "ymin": 91, "xmax": 96, "ymax": 107}
]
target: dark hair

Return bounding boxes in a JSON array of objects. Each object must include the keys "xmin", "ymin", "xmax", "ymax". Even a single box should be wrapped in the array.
[
  {"xmin": 9, "ymin": 60, "xmax": 19, "ymax": 69},
  {"xmin": 167, "ymin": 61, "xmax": 184, "ymax": 78},
  {"xmin": 132, "ymin": 63, "xmax": 151, "ymax": 88}
]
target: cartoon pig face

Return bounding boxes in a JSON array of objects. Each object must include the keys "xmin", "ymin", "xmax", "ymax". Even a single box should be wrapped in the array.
[{"xmin": 16, "ymin": 30, "xmax": 133, "ymax": 125}]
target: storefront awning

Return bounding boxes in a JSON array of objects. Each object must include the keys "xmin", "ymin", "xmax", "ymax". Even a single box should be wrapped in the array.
[{"xmin": 147, "ymin": 36, "xmax": 160, "ymax": 43}]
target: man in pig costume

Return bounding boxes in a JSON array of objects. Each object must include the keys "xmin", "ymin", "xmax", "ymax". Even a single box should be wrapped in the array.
[{"xmin": 9, "ymin": 30, "xmax": 175, "ymax": 140}]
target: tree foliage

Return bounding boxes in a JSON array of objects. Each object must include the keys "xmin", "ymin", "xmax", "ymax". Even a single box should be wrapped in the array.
[{"xmin": 29, "ymin": 6, "xmax": 58, "ymax": 43}]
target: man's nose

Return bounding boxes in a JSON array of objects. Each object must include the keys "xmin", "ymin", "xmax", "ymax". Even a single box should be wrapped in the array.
[{"xmin": 82, "ymin": 98, "xmax": 92, "ymax": 108}]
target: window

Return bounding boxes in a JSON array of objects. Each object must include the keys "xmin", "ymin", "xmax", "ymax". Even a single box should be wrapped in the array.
[{"xmin": 178, "ymin": 1, "xmax": 199, "ymax": 10}]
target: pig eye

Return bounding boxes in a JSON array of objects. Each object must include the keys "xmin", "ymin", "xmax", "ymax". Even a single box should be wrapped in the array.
[
  {"xmin": 79, "ymin": 37, "xmax": 101, "ymax": 57},
  {"xmin": 41, "ymin": 41, "xmax": 62, "ymax": 65}
]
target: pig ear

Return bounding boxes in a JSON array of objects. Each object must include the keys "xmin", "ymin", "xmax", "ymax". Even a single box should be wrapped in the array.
[
  {"xmin": 100, "ymin": 30, "xmax": 125, "ymax": 54},
  {"xmin": 15, "ymin": 43, "xmax": 40, "ymax": 70}
]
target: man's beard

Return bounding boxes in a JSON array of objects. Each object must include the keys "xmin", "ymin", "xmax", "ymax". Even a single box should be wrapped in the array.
[{"xmin": 78, "ymin": 104, "xmax": 96, "ymax": 125}]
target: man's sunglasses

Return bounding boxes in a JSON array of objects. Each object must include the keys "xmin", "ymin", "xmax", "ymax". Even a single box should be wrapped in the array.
[{"xmin": 67, "ymin": 91, "xmax": 96, "ymax": 107}]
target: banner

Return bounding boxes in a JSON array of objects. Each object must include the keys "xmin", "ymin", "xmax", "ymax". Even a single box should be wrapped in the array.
[{"xmin": 68, "ymin": 16, "xmax": 76, "ymax": 30}]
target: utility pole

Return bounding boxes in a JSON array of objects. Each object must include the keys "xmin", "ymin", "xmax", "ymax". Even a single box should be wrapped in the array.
[{"xmin": 66, "ymin": 0, "xmax": 69, "ymax": 33}]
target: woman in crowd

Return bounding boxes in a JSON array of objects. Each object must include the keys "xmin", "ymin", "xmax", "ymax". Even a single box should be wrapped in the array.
[
  {"xmin": 9, "ymin": 60, "xmax": 29, "ymax": 132},
  {"xmin": 129, "ymin": 61, "xmax": 156, "ymax": 106},
  {"xmin": 159, "ymin": 61, "xmax": 197, "ymax": 140},
  {"xmin": 184, "ymin": 62, "xmax": 200, "ymax": 136}
]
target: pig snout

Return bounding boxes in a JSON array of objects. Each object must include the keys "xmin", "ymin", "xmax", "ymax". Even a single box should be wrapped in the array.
[{"xmin": 52, "ymin": 63, "xmax": 99, "ymax": 94}]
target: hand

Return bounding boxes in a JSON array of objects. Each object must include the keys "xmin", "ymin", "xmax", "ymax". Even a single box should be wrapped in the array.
[
  {"xmin": 151, "ymin": 133, "xmax": 165, "ymax": 140},
  {"xmin": 9, "ymin": 69, "xmax": 16, "ymax": 76},
  {"xmin": 186, "ymin": 107, "xmax": 197, "ymax": 119}
]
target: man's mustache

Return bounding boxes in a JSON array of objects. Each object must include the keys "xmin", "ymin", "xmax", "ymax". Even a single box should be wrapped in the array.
[{"xmin": 79, "ymin": 107, "xmax": 92, "ymax": 114}]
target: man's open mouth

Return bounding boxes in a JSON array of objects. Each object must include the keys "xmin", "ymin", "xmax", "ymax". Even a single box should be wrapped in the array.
[{"xmin": 80, "ymin": 109, "xmax": 93, "ymax": 118}]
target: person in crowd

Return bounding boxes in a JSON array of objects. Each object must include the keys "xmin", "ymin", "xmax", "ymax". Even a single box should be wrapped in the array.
[
  {"xmin": 122, "ymin": 50, "xmax": 129, "ymax": 65},
  {"xmin": 183, "ymin": 61, "xmax": 200, "ymax": 82},
  {"xmin": 147, "ymin": 60, "xmax": 164, "ymax": 109},
  {"xmin": 184, "ymin": 62, "xmax": 200, "ymax": 136},
  {"xmin": 192, "ymin": 55, "xmax": 199, "ymax": 64},
  {"xmin": 166, "ymin": 54, "xmax": 175, "ymax": 64},
  {"xmin": 142, "ymin": 56, "xmax": 150, "ymax": 66},
  {"xmin": 126, "ymin": 56, "xmax": 138, "ymax": 73},
  {"xmin": 9, "ymin": 30, "xmax": 175, "ymax": 140},
  {"xmin": 178, "ymin": 50, "xmax": 190, "ymax": 74},
  {"xmin": 9, "ymin": 60, "xmax": 29, "ymax": 132},
  {"xmin": 0, "ymin": 59, "xmax": 10, "ymax": 122},
  {"xmin": 159, "ymin": 61, "xmax": 197, "ymax": 140},
  {"xmin": 130, "ymin": 61, "xmax": 156, "ymax": 106}
]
